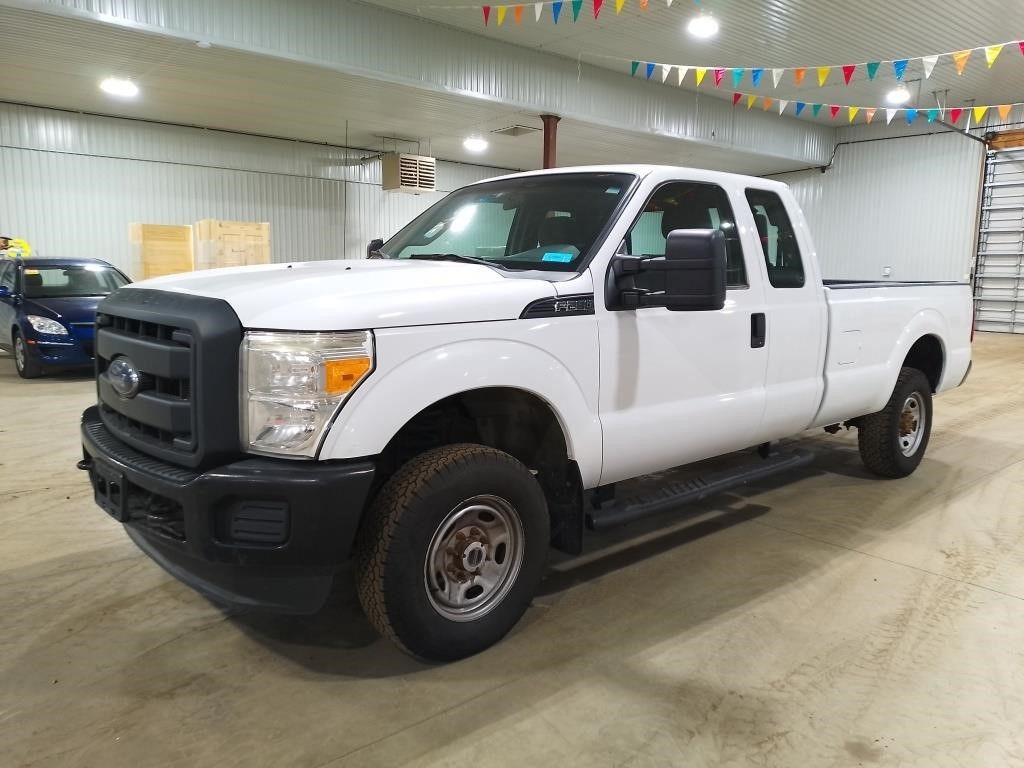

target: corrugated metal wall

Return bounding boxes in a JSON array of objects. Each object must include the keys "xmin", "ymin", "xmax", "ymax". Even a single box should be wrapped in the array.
[
  {"xmin": 0, "ymin": 103, "xmax": 505, "ymax": 274},
  {"xmin": 788, "ymin": 127, "xmax": 985, "ymax": 281}
]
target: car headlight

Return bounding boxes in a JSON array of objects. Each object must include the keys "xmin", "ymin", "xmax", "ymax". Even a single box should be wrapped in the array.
[
  {"xmin": 27, "ymin": 315, "xmax": 68, "ymax": 335},
  {"xmin": 241, "ymin": 331, "xmax": 374, "ymax": 457}
]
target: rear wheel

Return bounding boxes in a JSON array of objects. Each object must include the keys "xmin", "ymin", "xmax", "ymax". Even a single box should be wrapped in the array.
[
  {"xmin": 13, "ymin": 330, "xmax": 42, "ymax": 379},
  {"xmin": 858, "ymin": 367, "xmax": 932, "ymax": 478},
  {"xmin": 356, "ymin": 444, "xmax": 549, "ymax": 661}
]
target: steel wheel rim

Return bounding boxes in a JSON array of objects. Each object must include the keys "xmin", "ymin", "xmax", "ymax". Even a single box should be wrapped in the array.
[
  {"xmin": 14, "ymin": 336, "xmax": 25, "ymax": 372},
  {"xmin": 424, "ymin": 494, "xmax": 524, "ymax": 622},
  {"xmin": 898, "ymin": 392, "xmax": 926, "ymax": 457}
]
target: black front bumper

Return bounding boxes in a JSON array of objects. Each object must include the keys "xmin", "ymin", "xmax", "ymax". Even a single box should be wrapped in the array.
[{"xmin": 80, "ymin": 406, "xmax": 376, "ymax": 613}]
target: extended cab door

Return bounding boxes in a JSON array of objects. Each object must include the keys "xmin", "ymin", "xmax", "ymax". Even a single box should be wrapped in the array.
[
  {"xmin": 741, "ymin": 187, "xmax": 827, "ymax": 443},
  {"xmin": 596, "ymin": 180, "xmax": 769, "ymax": 485}
]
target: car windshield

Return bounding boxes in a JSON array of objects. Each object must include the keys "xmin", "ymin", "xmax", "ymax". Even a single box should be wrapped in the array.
[
  {"xmin": 22, "ymin": 265, "xmax": 129, "ymax": 299},
  {"xmin": 382, "ymin": 172, "xmax": 635, "ymax": 271}
]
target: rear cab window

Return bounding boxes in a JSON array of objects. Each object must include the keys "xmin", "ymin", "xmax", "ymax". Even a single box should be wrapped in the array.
[{"xmin": 745, "ymin": 189, "xmax": 805, "ymax": 288}]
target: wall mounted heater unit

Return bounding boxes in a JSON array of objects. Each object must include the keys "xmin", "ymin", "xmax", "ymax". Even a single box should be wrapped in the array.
[{"xmin": 381, "ymin": 153, "xmax": 437, "ymax": 194}]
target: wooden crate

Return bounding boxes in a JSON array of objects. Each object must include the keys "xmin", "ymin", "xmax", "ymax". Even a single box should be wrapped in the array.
[
  {"xmin": 129, "ymin": 223, "xmax": 194, "ymax": 280},
  {"xmin": 194, "ymin": 219, "xmax": 271, "ymax": 271}
]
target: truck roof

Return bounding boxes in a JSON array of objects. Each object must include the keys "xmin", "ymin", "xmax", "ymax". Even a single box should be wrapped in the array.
[{"xmin": 482, "ymin": 164, "xmax": 789, "ymax": 191}]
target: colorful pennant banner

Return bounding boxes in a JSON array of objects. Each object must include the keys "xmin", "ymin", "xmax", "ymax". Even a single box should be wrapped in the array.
[{"xmin": 476, "ymin": 0, "xmax": 687, "ymax": 25}]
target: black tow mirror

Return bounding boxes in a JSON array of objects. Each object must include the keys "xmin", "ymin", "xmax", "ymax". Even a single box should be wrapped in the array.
[
  {"xmin": 367, "ymin": 238, "xmax": 385, "ymax": 259},
  {"xmin": 606, "ymin": 229, "xmax": 727, "ymax": 312}
]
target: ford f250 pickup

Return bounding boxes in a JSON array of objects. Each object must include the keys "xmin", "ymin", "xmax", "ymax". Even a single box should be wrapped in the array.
[{"xmin": 79, "ymin": 166, "xmax": 973, "ymax": 661}]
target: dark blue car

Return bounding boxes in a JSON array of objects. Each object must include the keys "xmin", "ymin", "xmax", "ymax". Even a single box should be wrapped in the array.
[{"xmin": 0, "ymin": 257, "xmax": 131, "ymax": 378}]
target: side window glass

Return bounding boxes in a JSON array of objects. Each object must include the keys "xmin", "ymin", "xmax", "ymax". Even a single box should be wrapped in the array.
[
  {"xmin": 745, "ymin": 189, "xmax": 805, "ymax": 288},
  {"xmin": 625, "ymin": 182, "xmax": 747, "ymax": 288}
]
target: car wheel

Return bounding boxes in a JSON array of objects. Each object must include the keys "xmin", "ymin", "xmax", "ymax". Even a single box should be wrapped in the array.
[
  {"xmin": 13, "ymin": 330, "xmax": 42, "ymax": 379},
  {"xmin": 356, "ymin": 444, "xmax": 549, "ymax": 661},
  {"xmin": 858, "ymin": 367, "xmax": 933, "ymax": 478}
]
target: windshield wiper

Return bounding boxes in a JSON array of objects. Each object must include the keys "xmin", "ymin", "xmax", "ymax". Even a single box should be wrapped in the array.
[{"xmin": 407, "ymin": 253, "xmax": 506, "ymax": 270}]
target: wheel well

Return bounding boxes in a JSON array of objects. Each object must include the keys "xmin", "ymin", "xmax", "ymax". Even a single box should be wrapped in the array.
[
  {"xmin": 903, "ymin": 335, "xmax": 943, "ymax": 391},
  {"xmin": 377, "ymin": 387, "xmax": 584, "ymax": 554}
]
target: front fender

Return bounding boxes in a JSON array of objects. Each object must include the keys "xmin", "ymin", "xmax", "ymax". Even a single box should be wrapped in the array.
[{"xmin": 319, "ymin": 326, "xmax": 603, "ymax": 487}]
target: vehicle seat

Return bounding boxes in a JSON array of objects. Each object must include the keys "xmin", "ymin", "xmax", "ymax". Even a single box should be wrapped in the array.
[
  {"xmin": 537, "ymin": 216, "xmax": 578, "ymax": 249},
  {"xmin": 24, "ymin": 273, "xmax": 43, "ymax": 292}
]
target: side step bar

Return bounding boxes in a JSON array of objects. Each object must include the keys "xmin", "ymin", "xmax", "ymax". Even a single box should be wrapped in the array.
[{"xmin": 586, "ymin": 449, "xmax": 816, "ymax": 531}]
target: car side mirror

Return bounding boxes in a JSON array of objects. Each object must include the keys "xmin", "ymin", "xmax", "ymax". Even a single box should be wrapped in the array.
[
  {"xmin": 606, "ymin": 229, "xmax": 727, "ymax": 312},
  {"xmin": 367, "ymin": 238, "xmax": 385, "ymax": 259}
]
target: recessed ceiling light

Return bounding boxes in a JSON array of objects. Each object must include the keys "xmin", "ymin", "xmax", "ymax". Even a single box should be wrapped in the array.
[
  {"xmin": 99, "ymin": 77, "xmax": 139, "ymax": 98},
  {"xmin": 463, "ymin": 136, "xmax": 488, "ymax": 153},
  {"xmin": 886, "ymin": 85, "xmax": 911, "ymax": 105},
  {"xmin": 686, "ymin": 13, "xmax": 719, "ymax": 39}
]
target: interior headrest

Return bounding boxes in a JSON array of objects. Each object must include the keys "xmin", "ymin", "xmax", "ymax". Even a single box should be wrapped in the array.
[{"xmin": 24, "ymin": 273, "xmax": 43, "ymax": 288}]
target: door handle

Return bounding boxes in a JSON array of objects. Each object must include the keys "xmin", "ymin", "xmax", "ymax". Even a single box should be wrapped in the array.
[{"xmin": 751, "ymin": 313, "xmax": 766, "ymax": 348}]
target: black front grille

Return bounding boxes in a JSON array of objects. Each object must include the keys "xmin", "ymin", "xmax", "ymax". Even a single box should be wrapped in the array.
[{"xmin": 94, "ymin": 288, "xmax": 243, "ymax": 469}]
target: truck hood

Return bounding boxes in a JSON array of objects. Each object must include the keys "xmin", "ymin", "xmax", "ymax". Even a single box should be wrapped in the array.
[{"xmin": 129, "ymin": 260, "xmax": 556, "ymax": 330}]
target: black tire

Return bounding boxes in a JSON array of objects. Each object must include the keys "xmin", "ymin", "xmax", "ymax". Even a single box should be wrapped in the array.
[
  {"xmin": 858, "ymin": 367, "xmax": 933, "ymax": 478},
  {"xmin": 13, "ymin": 330, "xmax": 42, "ymax": 379},
  {"xmin": 356, "ymin": 444, "xmax": 549, "ymax": 662}
]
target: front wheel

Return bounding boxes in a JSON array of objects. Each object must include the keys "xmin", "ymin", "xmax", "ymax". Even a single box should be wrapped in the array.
[
  {"xmin": 356, "ymin": 444, "xmax": 549, "ymax": 661},
  {"xmin": 13, "ymin": 330, "xmax": 42, "ymax": 379},
  {"xmin": 858, "ymin": 367, "xmax": 933, "ymax": 478}
]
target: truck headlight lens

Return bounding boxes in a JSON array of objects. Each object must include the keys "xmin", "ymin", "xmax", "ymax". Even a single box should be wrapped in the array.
[
  {"xmin": 241, "ymin": 331, "xmax": 374, "ymax": 457},
  {"xmin": 27, "ymin": 315, "xmax": 68, "ymax": 335}
]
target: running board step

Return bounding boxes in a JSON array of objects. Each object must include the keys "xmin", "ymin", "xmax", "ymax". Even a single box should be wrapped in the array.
[{"xmin": 586, "ymin": 449, "xmax": 816, "ymax": 531}]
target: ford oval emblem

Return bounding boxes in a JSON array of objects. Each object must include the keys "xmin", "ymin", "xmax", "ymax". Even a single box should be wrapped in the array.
[{"xmin": 108, "ymin": 356, "xmax": 141, "ymax": 399}]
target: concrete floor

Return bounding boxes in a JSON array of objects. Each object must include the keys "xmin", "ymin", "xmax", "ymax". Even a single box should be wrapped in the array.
[{"xmin": 2, "ymin": 332, "xmax": 1024, "ymax": 767}]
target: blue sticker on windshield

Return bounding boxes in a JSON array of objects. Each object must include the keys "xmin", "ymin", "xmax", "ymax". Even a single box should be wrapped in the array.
[{"xmin": 542, "ymin": 252, "xmax": 574, "ymax": 263}]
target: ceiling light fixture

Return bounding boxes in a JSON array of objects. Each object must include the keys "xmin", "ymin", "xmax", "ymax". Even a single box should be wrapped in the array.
[
  {"xmin": 886, "ymin": 85, "xmax": 911, "ymax": 105},
  {"xmin": 686, "ymin": 13, "xmax": 719, "ymax": 39},
  {"xmin": 99, "ymin": 77, "xmax": 139, "ymax": 98},
  {"xmin": 463, "ymin": 136, "xmax": 488, "ymax": 153}
]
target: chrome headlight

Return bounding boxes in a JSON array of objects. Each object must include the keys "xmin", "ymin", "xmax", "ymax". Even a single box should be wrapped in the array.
[
  {"xmin": 27, "ymin": 315, "xmax": 68, "ymax": 335},
  {"xmin": 241, "ymin": 331, "xmax": 374, "ymax": 457}
]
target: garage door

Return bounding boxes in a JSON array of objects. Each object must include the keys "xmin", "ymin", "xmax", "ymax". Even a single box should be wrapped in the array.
[{"xmin": 975, "ymin": 141, "xmax": 1024, "ymax": 333}]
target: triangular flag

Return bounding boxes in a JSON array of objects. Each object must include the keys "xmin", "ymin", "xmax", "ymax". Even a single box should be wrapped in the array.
[
  {"xmin": 952, "ymin": 50, "xmax": 970, "ymax": 74},
  {"xmin": 829, "ymin": 104, "xmax": 840, "ymax": 120},
  {"xmin": 639, "ymin": 0, "xmax": 648, "ymax": 7},
  {"xmin": 552, "ymin": 1, "xmax": 563, "ymax": 22},
  {"xmin": 645, "ymin": 62, "xmax": 656, "ymax": 80},
  {"xmin": 661, "ymin": 64, "xmax": 671, "ymax": 83},
  {"xmin": 848, "ymin": 106, "xmax": 860, "ymax": 123},
  {"xmin": 927, "ymin": 108, "xmax": 939, "ymax": 123},
  {"xmin": 772, "ymin": 68, "xmax": 784, "ymax": 88},
  {"xmin": 817, "ymin": 66, "xmax": 830, "ymax": 87},
  {"xmin": 746, "ymin": 94, "xmax": 756, "ymax": 109},
  {"xmin": 905, "ymin": 108, "xmax": 918, "ymax": 124},
  {"xmin": 763, "ymin": 96, "xmax": 774, "ymax": 111},
  {"xmin": 571, "ymin": 0, "xmax": 582, "ymax": 21},
  {"xmin": 866, "ymin": 61, "xmax": 880, "ymax": 80},
  {"xmin": 950, "ymin": 108, "xmax": 963, "ymax": 124},
  {"xmin": 842, "ymin": 64, "xmax": 856, "ymax": 84},
  {"xmin": 677, "ymin": 66, "xmax": 689, "ymax": 85},
  {"xmin": 535, "ymin": 2, "xmax": 543, "ymax": 21},
  {"xmin": 973, "ymin": 105, "xmax": 989, "ymax": 123},
  {"xmin": 778, "ymin": 99, "xmax": 789, "ymax": 115},
  {"xmin": 794, "ymin": 68, "xmax": 806, "ymax": 87},
  {"xmin": 751, "ymin": 68, "xmax": 764, "ymax": 87},
  {"xmin": 732, "ymin": 92, "xmax": 742, "ymax": 106},
  {"xmin": 483, "ymin": 5, "xmax": 491, "ymax": 24},
  {"xmin": 998, "ymin": 104, "xmax": 1012, "ymax": 121},
  {"xmin": 497, "ymin": 5, "xmax": 507, "ymax": 25},
  {"xmin": 1020, "ymin": 41, "xmax": 1024, "ymax": 57},
  {"xmin": 514, "ymin": 5, "xmax": 524, "ymax": 23},
  {"xmin": 615, "ymin": 0, "xmax": 625, "ymax": 11},
  {"xmin": 921, "ymin": 55, "xmax": 938, "ymax": 79},
  {"xmin": 865, "ymin": 107, "xmax": 877, "ymax": 124},
  {"xmin": 893, "ymin": 59, "xmax": 908, "ymax": 80},
  {"xmin": 795, "ymin": 102, "xmax": 806, "ymax": 116},
  {"xmin": 630, "ymin": 61, "xmax": 639, "ymax": 77},
  {"xmin": 985, "ymin": 45, "xmax": 1004, "ymax": 67},
  {"xmin": 812, "ymin": 103, "xmax": 823, "ymax": 117},
  {"xmin": 885, "ymin": 108, "xmax": 897, "ymax": 124},
  {"xmin": 593, "ymin": 0, "xmax": 603, "ymax": 19},
  {"xmin": 695, "ymin": 67, "xmax": 707, "ymax": 86},
  {"xmin": 731, "ymin": 68, "xmax": 743, "ymax": 88},
  {"xmin": 714, "ymin": 68, "xmax": 725, "ymax": 87}
]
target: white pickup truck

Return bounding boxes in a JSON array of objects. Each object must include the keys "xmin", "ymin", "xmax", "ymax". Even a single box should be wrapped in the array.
[{"xmin": 79, "ymin": 165, "xmax": 973, "ymax": 660}]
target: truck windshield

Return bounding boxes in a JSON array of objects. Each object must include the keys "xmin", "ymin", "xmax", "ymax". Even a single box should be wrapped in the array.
[
  {"xmin": 381, "ymin": 172, "xmax": 635, "ymax": 271},
  {"xmin": 22, "ymin": 265, "xmax": 129, "ymax": 299}
]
